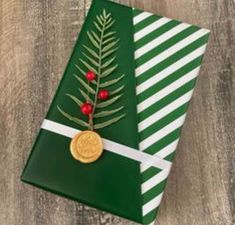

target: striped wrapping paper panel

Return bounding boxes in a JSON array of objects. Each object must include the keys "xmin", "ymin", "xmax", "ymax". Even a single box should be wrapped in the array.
[{"xmin": 133, "ymin": 9, "xmax": 210, "ymax": 225}]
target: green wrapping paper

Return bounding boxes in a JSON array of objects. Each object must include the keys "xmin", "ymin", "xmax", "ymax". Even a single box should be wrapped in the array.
[{"xmin": 21, "ymin": 0, "xmax": 210, "ymax": 224}]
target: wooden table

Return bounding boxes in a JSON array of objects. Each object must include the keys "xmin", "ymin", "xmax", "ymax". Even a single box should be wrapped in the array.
[{"xmin": 0, "ymin": 0, "xmax": 234, "ymax": 224}]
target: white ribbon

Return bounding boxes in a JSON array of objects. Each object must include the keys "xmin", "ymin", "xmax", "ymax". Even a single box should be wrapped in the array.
[{"xmin": 41, "ymin": 119, "xmax": 172, "ymax": 171}]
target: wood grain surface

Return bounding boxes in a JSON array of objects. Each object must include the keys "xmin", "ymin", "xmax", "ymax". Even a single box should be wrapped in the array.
[{"xmin": 0, "ymin": 0, "xmax": 234, "ymax": 224}]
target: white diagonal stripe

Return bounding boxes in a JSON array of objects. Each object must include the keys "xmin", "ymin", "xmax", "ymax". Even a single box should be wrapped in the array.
[
  {"xmin": 136, "ymin": 45, "xmax": 207, "ymax": 95},
  {"xmin": 138, "ymin": 90, "xmax": 194, "ymax": 131},
  {"xmin": 137, "ymin": 67, "xmax": 200, "ymax": 113},
  {"xmin": 136, "ymin": 28, "xmax": 209, "ymax": 76},
  {"xmin": 142, "ymin": 169, "xmax": 170, "ymax": 194},
  {"xmin": 134, "ymin": 17, "xmax": 172, "ymax": 42},
  {"xmin": 141, "ymin": 139, "xmax": 179, "ymax": 172},
  {"xmin": 143, "ymin": 192, "xmax": 164, "ymax": 216},
  {"xmin": 139, "ymin": 114, "xmax": 186, "ymax": 150},
  {"xmin": 135, "ymin": 23, "xmax": 191, "ymax": 59},
  {"xmin": 150, "ymin": 139, "xmax": 179, "ymax": 159},
  {"xmin": 133, "ymin": 12, "xmax": 152, "ymax": 25}
]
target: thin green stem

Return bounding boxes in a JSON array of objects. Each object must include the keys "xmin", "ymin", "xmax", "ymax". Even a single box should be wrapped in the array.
[
  {"xmin": 90, "ymin": 15, "xmax": 107, "ymax": 130},
  {"xmin": 87, "ymin": 81, "xmax": 90, "ymax": 102},
  {"xmin": 89, "ymin": 114, "xmax": 93, "ymax": 130},
  {"xmin": 87, "ymin": 81, "xmax": 92, "ymax": 130}
]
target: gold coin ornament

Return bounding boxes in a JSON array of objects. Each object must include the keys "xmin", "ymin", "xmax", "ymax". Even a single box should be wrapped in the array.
[
  {"xmin": 70, "ymin": 131, "xmax": 103, "ymax": 163},
  {"xmin": 57, "ymin": 10, "xmax": 126, "ymax": 164}
]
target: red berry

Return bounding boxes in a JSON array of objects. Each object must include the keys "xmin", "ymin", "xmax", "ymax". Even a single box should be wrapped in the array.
[
  {"xmin": 98, "ymin": 90, "xmax": 110, "ymax": 100},
  {"xmin": 86, "ymin": 71, "xmax": 96, "ymax": 81},
  {"xmin": 80, "ymin": 103, "xmax": 93, "ymax": 115}
]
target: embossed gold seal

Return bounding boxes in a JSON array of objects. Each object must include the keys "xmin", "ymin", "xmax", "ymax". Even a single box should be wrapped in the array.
[{"xmin": 70, "ymin": 131, "xmax": 103, "ymax": 163}]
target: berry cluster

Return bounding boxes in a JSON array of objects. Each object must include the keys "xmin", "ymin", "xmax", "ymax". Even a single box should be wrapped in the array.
[{"xmin": 80, "ymin": 71, "xmax": 110, "ymax": 116}]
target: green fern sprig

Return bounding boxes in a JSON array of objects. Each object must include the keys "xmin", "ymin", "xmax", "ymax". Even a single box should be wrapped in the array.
[{"xmin": 58, "ymin": 9, "xmax": 126, "ymax": 130}]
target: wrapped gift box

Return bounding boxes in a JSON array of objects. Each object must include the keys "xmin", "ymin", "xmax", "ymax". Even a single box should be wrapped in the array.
[{"xmin": 21, "ymin": 0, "xmax": 210, "ymax": 224}]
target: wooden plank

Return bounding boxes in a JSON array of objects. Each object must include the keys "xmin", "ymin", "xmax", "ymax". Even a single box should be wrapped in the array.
[{"xmin": 0, "ymin": 0, "xmax": 234, "ymax": 224}]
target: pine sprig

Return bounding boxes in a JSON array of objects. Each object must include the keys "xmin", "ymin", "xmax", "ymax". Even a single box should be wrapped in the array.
[{"xmin": 58, "ymin": 9, "xmax": 126, "ymax": 130}]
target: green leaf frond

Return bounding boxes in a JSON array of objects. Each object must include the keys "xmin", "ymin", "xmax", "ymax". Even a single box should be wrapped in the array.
[
  {"xmin": 94, "ymin": 114, "xmax": 126, "ymax": 129},
  {"xmin": 103, "ymin": 31, "xmax": 116, "ymax": 39},
  {"xmin": 101, "ymin": 56, "xmax": 116, "ymax": 69},
  {"xmin": 102, "ymin": 47, "xmax": 119, "ymax": 60},
  {"xmin": 79, "ymin": 58, "xmax": 98, "ymax": 74},
  {"xmin": 82, "ymin": 52, "xmax": 99, "ymax": 67},
  {"xmin": 75, "ymin": 64, "xmax": 86, "ymax": 75},
  {"xmin": 97, "ymin": 94, "xmax": 122, "ymax": 108},
  {"xmin": 87, "ymin": 31, "xmax": 99, "ymax": 48},
  {"xmin": 93, "ymin": 106, "xmax": 124, "ymax": 118},
  {"xmin": 109, "ymin": 85, "xmax": 125, "ymax": 96},
  {"xmin": 94, "ymin": 21, "xmax": 102, "ymax": 32},
  {"xmin": 96, "ymin": 15, "xmax": 103, "ymax": 26},
  {"xmin": 101, "ymin": 65, "xmax": 118, "ymax": 78},
  {"xmin": 102, "ymin": 40, "xmax": 119, "ymax": 53},
  {"xmin": 63, "ymin": 10, "xmax": 126, "ymax": 130},
  {"xmin": 103, "ymin": 36, "xmax": 116, "ymax": 45},
  {"xmin": 91, "ymin": 31, "xmax": 101, "ymax": 43},
  {"xmin": 79, "ymin": 88, "xmax": 94, "ymax": 104},
  {"xmin": 65, "ymin": 93, "xmax": 82, "ymax": 107},
  {"xmin": 100, "ymin": 74, "xmax": 125, "ymax": 88},
  {"xmin": 105, "ymin": 20, "xmax": 115, "ymax": 31},
  {"xmin": 83, "ymin": 45, "xmax": 99, "ymax": 59},
  {"xmin": 74, "ymin": 74, "xmax": 96, "ymax": 94},
  {"xmin": 57, "ymin": 106, "xmax": 89, "ymax": 127}
]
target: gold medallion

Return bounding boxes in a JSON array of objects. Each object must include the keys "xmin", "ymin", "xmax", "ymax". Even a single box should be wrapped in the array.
[{"xmin": 70, "ymin": 131, "xmax": 103, "ymax": 163}]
